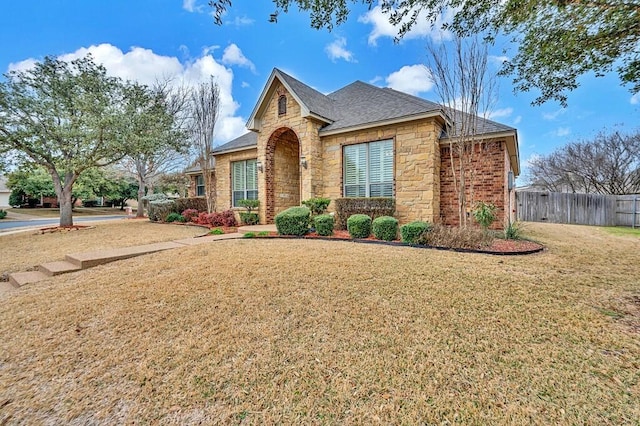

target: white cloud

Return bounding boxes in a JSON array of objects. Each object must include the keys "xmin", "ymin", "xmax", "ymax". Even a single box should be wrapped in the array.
[
  {"xmin": 241, "ymin": 81, "xmax": 250, "ymax": 88},
  {"xmin": 513, "ymin": 115, "xmax": 522, "ymax": 125},
  {"xmin": 488, "ymin": 107, "xmax": 513, "ymax": 120},
  {"xmin": 542, "ymin": 108, "xmax": 566, "ymax": 120},
  {"xmin": 552, "ymin": 127, "xmax": 571, "ymax": 137},
  {"xmin": 225, "ymin": 16, "xmax": 255, "ymax": 27},
  {"xmin": 221, "ymin": 43, "xmax": 256, "ymax": 73},
  {"xmin": 369, "ymin": 75, "xmax": 383, "ymax": 85},
  {"xmin": 183, "ymin": 0, "xmax": 202, "ymax": 13},
  {"xmin": 488, "ymin": 55, "xmax": 509, "ymax": 66},
  {"xmin": 8, "ymin": 43, "xmax": 247, "ymax": 145},
  {"xmin": 358, "ymin": 3, "xmax": 453, "ymax": 46},
  {"xmin": 385, "ymin": 64, "xmax": 433, "ymax": 96},
  {"xmin": 631, "ymin": 93, "xmax": 640, "ymax": 105},
  {"xmin": 325, "ymin": 37, "xmax": 356, "ymax": 63}
]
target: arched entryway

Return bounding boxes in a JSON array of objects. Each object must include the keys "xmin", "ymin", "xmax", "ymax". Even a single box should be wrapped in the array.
[{"xmin": 265, "ymin": 127, "xmax": 301, "ymax": 223}]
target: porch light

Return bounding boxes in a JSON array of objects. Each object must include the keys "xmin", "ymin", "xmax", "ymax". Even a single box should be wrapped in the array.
[
  {"xmin": 256, "ymin": 160, "xmax": 263, "ymax": 173},
  {"xmin": 300, "ymin": 156, "xmax": 308, "ymax": 169}
]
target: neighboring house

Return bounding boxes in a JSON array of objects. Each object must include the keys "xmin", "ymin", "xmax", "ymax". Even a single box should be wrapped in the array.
[
  {"xmin": 189, "ymin": 68, "xmax": 520, "ymax": 226},
  {"xmin": 0, "ymin": 175, "xmax": 10, "ymax": 208}
]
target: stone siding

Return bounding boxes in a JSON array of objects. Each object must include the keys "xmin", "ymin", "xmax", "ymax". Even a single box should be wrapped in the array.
[
  {"xmin": 214, "ymin": 148, "xmax": 258, "ymax": 214},
  {"xmin": 320, "ymin": 118, "xmax": 442, "ymax": 225}
]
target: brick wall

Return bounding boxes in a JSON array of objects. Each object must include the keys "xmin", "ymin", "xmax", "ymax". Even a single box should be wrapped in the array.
[{"xmin": 440, "ymin": 140, "xmax": 508, "ymax": 228}]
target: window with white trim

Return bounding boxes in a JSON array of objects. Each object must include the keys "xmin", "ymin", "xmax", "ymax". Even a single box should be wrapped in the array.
[
  {"xmin": 343, "ymin": 140, "xmax": 394, "ymax": 197},
  {"xmin": 196, "ymin": 175, "xmax": 205, "ymax": 197},
  {"xmin": 232, "ymin": 159, "xmax": 258, "ymax": 207}
]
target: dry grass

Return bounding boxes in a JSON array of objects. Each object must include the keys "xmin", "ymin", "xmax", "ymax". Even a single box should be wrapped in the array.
[
  {"xmin": 0, "ymin": 221, "xmax": 206, "ymax": 276},
  {"xmin": 0, "ymin": 223, "xmax": 639, "ymax": 424}
]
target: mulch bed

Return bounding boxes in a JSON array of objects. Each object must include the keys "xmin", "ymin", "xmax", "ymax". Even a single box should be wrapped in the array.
[
  {"xmin": 37, "ymin": 225, "xmax": 94, "ymax": 234},
  {"xmin": 273, "ymin": 229, "xmax": 544, "ymax": 255}
]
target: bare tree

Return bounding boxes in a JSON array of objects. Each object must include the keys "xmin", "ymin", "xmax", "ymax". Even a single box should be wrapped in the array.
[
  {"xmin": 427, "ymin": 36, "xmax": 497, "ymax": 227},
  {"xmin": 528, "ymin": 130, "xmax": 640, "ymax": 195},
  {"xmin": 187, "ymin": 77, "xmax": 220, "ymax": 213},
  {"xmin": 120, "ymin": 81, "xmax": 190, "ymax": 217}
]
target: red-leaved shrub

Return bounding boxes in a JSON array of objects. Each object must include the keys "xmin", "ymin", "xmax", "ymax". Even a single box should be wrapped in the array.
[
  {"xmin": 182, "ymin": 209, "xmax": 200, "ymax": 223},
  {"xmin": 192, "ymin": 209, "xmax": 238, "ymax": 227}
]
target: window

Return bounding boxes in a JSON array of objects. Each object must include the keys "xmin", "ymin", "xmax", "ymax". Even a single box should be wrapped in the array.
[
  {"xmin": 196, "ymin": 175, "xmax": 205, "ymax": 197},
  {"xmin": 343, "ymin": 140, "xmax": 393, "ymax": 197},
  {"xmin": 278, "ymin": 95, "xmax": 287, "ymax": 115},
  {"xmin": 232, "ymin": 159, "xmax": 258, "ymax": 207}
]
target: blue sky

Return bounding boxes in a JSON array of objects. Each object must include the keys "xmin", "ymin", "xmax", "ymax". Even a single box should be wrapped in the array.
[{"xmin": 2, "ymin": 0, "xmax": 638, "ymax": 183}]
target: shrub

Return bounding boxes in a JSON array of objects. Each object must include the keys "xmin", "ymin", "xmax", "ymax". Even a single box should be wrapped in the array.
[
  {"xmin": 302, "ymin": 197, "xmax": 331, "ymax": 217},
  {"xmin": 257, "ymin": 231, "xmax": 269, "ymax": 237},
  {"xmin": 165, "ymin": 212, "xmax": 186, "ymax": 223},
  {"xmin": 472, "ymin": 201, "xmax": 498, "ymax": 230},
  {"xmin": 209, "ymin": 228, "xmax": 224, "ymax": 235},
  {"xmin": 175, "ymin": 197, "xmax": 207, "ymax": 214},
  {"xmin": 239, "ymin": 212, "xmax": 259, "ymax": 225},
  {"xmin": 182, "ymin": 209, "xmax": 200, "ymax": 222},
  {"xmin": 334, "ymin": 198, "xmax": 395, "ymax": 230},
  {"xmin": 243, "ymin": 232, "xmax": 256, "ymax": 238},
  {"xmin": 417, "ymin": 224, "xmax": 492, "ymax": 249},
  {"xmin": 0, "ymin": 210, "xmax": 6, "ymax": 220},
  {"xmin": 148, "ymin": 200, "xmax": 176, "ymax": 222},
  {"xmin": 504, "ymin": 220, "xmax": 521, "ymax": 240},
  {"xmin": 314, "ymin": 214, "xmax": 334, "ymax": 236},
  {"xmin": 372, "ymin": 216, "xmax": 398, "ymax": 241},
  {"xmin": 196, "ymin": 209, "xmax": 238, "ymax": 227},
  {"xmin": 238, "ymin": 199, "xmax": 259, "ymax": 212},
  {"xmin": 347, "ymin": 214, "xmax": 372, "ymax": 238},
  {"xmin": 400, "ymin": 221, "xmax": 432, "ymax": 244},
  {"xmin": 82, "ymin": 199, "xmax": 99, "ymax": 208},
  {"xmin": 216, "ymin": 209, "xmax": 237, "ymax": 227},
  {"xmin": 275, "ymin": 206, "xmax": 311, "ymax": 236}
]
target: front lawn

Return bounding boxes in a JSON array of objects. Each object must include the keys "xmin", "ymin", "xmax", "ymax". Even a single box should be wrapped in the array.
[{"xmin": 0, "ymin": 223, "xmax": 638, "ymax": 424}]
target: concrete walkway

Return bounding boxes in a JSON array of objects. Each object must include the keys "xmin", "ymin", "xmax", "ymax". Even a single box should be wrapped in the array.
[{"xmin": 1, "ymin": 224, "xmax": 279, "ymax": 296}]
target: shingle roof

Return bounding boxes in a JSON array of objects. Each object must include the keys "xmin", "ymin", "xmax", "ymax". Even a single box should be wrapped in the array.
[
  {"xmin": 320, "ymin": 82, "xmax": 442, "ymax": 133},
  {"xmin": 441, "ymin": 107, "xmax": 515, "ymax": 139},
  {"xmin": 212, "ymin": 131, "xmax": 258, "ymax": 154},
  {"xmin": 276, "ymin": 69, "xmax": 335, "ymax": 122}
]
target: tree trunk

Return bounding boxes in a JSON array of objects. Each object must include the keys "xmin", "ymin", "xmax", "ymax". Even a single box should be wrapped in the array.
[
  {"xmin": 51, "ymin": 170, "xmax": 76, "ymax": 227},
  {"xmin": 136, "ymin": 178, "xmax": 146, "ymax": 218}
]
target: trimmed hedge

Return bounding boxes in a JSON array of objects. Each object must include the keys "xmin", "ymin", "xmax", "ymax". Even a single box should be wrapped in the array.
[
  {"xmin": 175, "ymin": 197, "xmax": 207, "ymax": 214},
  {"xmin": 302, "ymin": 197, "xmax": 331, "ymax": 216},
  {"xmin": 314, "ymin": 214, "xmax": 334, "ymax": 236},
  {"xmin": 148, "ymin": 199, "xmax": 176, "ymax": 222},
  {"xmin": 347, "ymin": 214, "xmax": 372, "ymax": 238},
  {"xmin": 400, "ymin": 221, "xmax": 432, "ymax": 243},
  {"xmin": 239, "ymin": 212, "xmax": 259, "ymax": 225},
  {"xmin": 275, "ymin": 206, "xmax": 311, "ymax": 236},
  {"xmin": 372, "ymin": 216, "xmax": 398, "ymax": 241},
  {"xmin": 334, "ymin": 197, "xmax": 395, "ymax": 230}
]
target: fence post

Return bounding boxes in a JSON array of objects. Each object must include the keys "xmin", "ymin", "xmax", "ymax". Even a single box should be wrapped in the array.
[{"xmin": 633, "ymin": 196, "xmax": 638, "ymax": 229}]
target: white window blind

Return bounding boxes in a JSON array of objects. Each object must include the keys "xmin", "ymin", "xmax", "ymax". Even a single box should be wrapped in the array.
[
  {"xmin": 232, "ymin": 159, "xmax": 258, "ymax": 206},
  {"xmin": 343, "ymin": 140, "xmax": 393, "ymax": 198}
]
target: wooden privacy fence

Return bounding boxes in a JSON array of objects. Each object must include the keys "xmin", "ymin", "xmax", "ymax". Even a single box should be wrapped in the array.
[{"xmin": 516, "ymin": 191, "xmax": 640, "ymax": 227}]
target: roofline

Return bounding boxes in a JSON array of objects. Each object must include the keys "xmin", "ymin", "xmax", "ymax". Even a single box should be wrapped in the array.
[
  {"xmin": 439, "ymin": 130, "xmax": 520, "ymax": 176},
  {"xmin": 319, "ymin": 111, "xmax": 444, "ymax": 137},
  {"xmin": 247, "ymin": 69, "xmax": 332, "ymax": 131},
  {"xmin": 211, "ymin": 145, "xmax": 257, "ymax": 156}
]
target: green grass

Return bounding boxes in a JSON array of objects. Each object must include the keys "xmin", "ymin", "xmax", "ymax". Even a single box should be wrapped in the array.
[{"xmin": 601, "ymin": 226, "xmax": 640, "ymax": 237}]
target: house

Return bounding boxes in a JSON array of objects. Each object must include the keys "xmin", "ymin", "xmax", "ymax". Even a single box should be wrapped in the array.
[
  {"xmin": 189, "ymin": 68, "xmax": 520, "ymax": 227},
  {"xmin": 0, "ymin": 175, "xmax": 10, "ymax": 208}
]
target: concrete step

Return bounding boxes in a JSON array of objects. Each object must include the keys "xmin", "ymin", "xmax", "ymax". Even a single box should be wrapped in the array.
[
  {"xmin": 8, "ymin": 271, "xmax": 49, "ymax": 288},
  {"xmin": 0, "ymin": 281, "xmax": 18, "ymax": 295},
  {"xmin": 39, "ymin": 261, "xmax": 82, "ymax": 277},
  {"xmin": 65, "ymin": 241, "xmax": 184, "ymax": 269}
]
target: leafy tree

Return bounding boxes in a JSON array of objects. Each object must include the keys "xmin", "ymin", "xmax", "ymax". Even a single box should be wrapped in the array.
[
  {"xmin": 528, "ymin": 129, "xmax": 640, "ymax": 195},
  {"xmin": 210, "ymin": 0, "xmax": 640, "ymax": 105},
  {"xmin": 155, "ymin": 172, "xmax": 191, "ymax": 198},
  {"xmin": 106, "ymin": 175, "xmax": 139, "ymax": 209},
  {"xmin": 7, "ymin": 167, "xmax": 56, "ymax": 206},
  {"xmin": 0, "ymin": 55, "xmax": 129, "ymax": 226}
]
